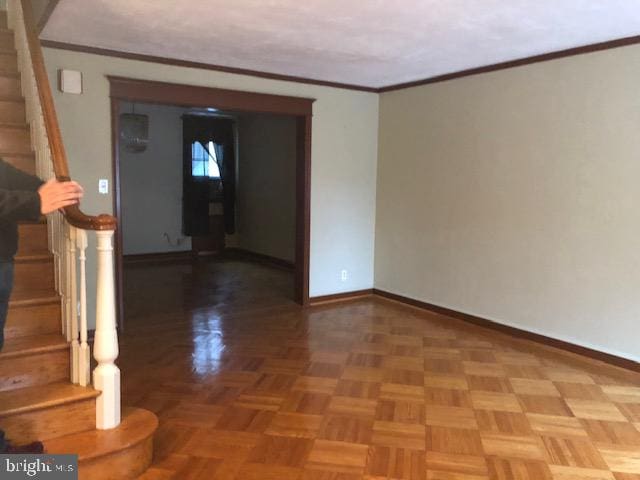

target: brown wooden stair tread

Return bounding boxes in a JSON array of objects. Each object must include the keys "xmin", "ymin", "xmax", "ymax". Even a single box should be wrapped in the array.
[
  {"xmin": 9, "ymin": 289, "xmax": 59, "ymax": 306},
  {"xmin": 0, "ymin": 122, "xmax": 27, "ymax": 130},
  {"xmin": 45, "ymin": 407, "xmax": 159, "ymax": 462},
  {"xmin": 0, "ymin": 94, "xmax": 24, "ymax": 101},
  {"xmin": 14, "ymin": 253, "xmax": 53, "ymax": 263},
  {"xmin": 0, "ymin": 333, "xmax": 68, "ymax": 358},
  {"xmin": 0, "ymin": 382, "xmax": 98, "ymax": 417}
]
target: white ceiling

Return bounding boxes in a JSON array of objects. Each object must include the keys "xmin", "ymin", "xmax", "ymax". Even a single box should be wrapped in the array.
[{"xmin": 42, "ymin": 0, "xmax": 640, "ymax": 89}]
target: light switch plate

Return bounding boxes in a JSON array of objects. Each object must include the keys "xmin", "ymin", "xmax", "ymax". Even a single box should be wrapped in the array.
[{"xmin": 98, "ymin": 179, "xmax": 109, "ymax": 194}]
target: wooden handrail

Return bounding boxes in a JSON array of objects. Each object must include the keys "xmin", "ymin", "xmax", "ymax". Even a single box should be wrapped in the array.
[{"xmin": 19, "ymin": 0, "xmax": 116, "ymax": 231}]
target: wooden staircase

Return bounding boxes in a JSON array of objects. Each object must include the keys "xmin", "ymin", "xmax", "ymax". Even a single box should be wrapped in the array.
[{"xmin": 0, "ymin": 8, "xmax": 158, "ymax": 479}]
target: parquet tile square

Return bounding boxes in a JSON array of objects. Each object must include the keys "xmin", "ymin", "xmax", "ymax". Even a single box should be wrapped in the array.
[
  {"xmin": 511, "ymin": 378, "xmax": 561, "ymax": 397},
  {"xmin": 504, "ymin": 364, "xmax": 548, "ymax": 380},
  {"xmin": 119, "ymin": 279, "xmax": 640, "ymax": 480},
  {"xmin": 467, "ymin": 375, "xmax": 513, "ymax": 393},
  {"xmin": 162, "ymin": 402, "xmax": 224, "ymax": 427},
  {"xmin": 328, "ymin": 396, "xmax": 378, "ymax": 418},
  {"xmin": 597, "ymin": 445, "xmax": 640, "ymax": 474},
  {"xmin": 335, "ymin": 379, "xmax": 381, "ymax": 399},
  {"xmin": 233, "ymin": 393, "xmax": 284, "ymax": 411},
  {"xmin": 372, "ymin": 421, "xmax": 426, "ymax": 450},
  {"xmin": 426, "ymin": 426, "xmax": 484, "ymax": 456},
  {"xmin": 342, "ymin": 366, "xmax": 385, "ymax": 383},
  {"xmin": 424, "ymin": 374, "xmax": 469, "ymax": 390},
  {"xmin": 377, "ymin": 400, "xmax": 425, "ymax": 424},
  {"xmin": 494, "ymin": 352, "xmax": 542, "ymax": 367},
  {"xmin": 318, "ymin": 415, "xmax": 374, "ymax": 444},
  {"xmin": 292, "ymin": 376, "xmax": 339, "ymax": 394},
  {"xmin": 486, "ymin": 457, "xmax": 553, "ymax": 480},
  {"xmin": 264, "ymin": 412, "xmax": 323, "ymax": 438},
  {"xmin": 305, "ymin": 362, "xmax": 344, "ymax": 379},
  {"xmin": 424, "ymin": 451, "xmax": 488, "ymax": 478},
  {"xmin": 567, "ymin": 399, "xmax": 628, "ymax": 422},
  {"xmin": 463, "ymin": 361, "xmax": 506, "ymax": 377},
  {"xmin": 306, "ymin": 440, "xmax": 369, "ymax": 475},
  {"xmin": 617, "ymin": 404, "xmax": 640, "ymax": 422},
  {"xmin": 235, "ymin": 463, "xmax": 303, "ymax": 480},
  {"xmin": 248, "ymin": 434, "xmax": 313, "ymax": 467},
  {"xmin": 555, "ymin": 383, "xmax": 609, "ymax": 401},
  {"xmin": 526, "ymin": 413, "xmax": 589, "ymax": 438},
  {"xmin": 379, "ymin": 383, "xmax": 424, "ymax": 402},
  {"xmin": 581, "ymin": 420, "xmax": 640, "ymax": 446},
  {"xmin": 548, "ymin": 465, "xmax": 615, "ymax": 480},
  {"xmin": 545, "ymin": 370, "xmax": 596, "ymax": 385},
  {"xmin": 384, "ymin": 368, "xmax": 425, "ymax": 386},
  {"xmin": 425, "ymin": 359, "xmax": 465, "ymax": 375},
  {"xmin": 480, "ymin": 433, "xmax": 546, "ymax": 460},
  {"xmin": 180, "ymin": 428, "xmax": 259, "ymax": 459},
  {"xmin": 424, "ymin": 388, "xmax": 472, "ymax": 408},
  {"xmin": 365, "ymin": 446, "xmax": 426, "ymax": 479},
  {"xmin": 282, "ymin": 392, "xmax": 332, "ymax": 415},
  {"xmin": 613, "ymin": 473, "xmax": 640, "ymax": 480},
  {"xmin": 520, "ymin": 395, "xmax": 574, "ymax": 416},
  {"xmin": 541, "ymin": 435, "xmax": 609, "ymax": 469},
  {"xmin": 475, "ymin": 410, "xmax": 532, "ymax": 435},
  {"xmin": 347, "ymin": 353, "xmax": 384, "ymax": 368},
  {"xmin": 470, "ymin": 391, "xmax": 523, "ymax": 413},
  {"xmin": 424, "ymin": 405, "xmax": 478, "ymax": 429},
  {"xmin": 601, "ymin": 386, "xmax": 640, "ymax": 404},
  {"xmin": 214, "ymin": 406, "xmax": 275, "ymax": 433}
]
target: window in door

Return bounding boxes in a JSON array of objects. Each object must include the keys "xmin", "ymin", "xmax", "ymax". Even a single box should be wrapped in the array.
[{"xmin": 191, "ymin": 141, "xmax": 221, "ymax": 178}]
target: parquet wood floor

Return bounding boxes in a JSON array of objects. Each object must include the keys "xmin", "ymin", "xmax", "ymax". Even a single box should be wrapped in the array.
[{"xmin": 121, "ymin": 259, "xmax": 640, "ymax": 480}]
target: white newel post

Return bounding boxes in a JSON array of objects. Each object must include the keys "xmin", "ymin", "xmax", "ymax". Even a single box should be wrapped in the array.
[{"xmin": 93, "ymin": 229, "xmax": 121, "ymax": 429}]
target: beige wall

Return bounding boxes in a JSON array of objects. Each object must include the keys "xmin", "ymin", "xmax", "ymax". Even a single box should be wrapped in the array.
[
  {"xmin": 237, "ymin": 113, "xmax": 296, "ymax": 263},
  {"xmin": 119, "ymin": 102, "xmax": 191, "ymax": 255},
  {"xmin": 43, "ymin": 47, "xmax": 379, "ymax": 323},
  {"xmin": 376, "ymin": 45, "xmax": 640, "ymax": 362}
]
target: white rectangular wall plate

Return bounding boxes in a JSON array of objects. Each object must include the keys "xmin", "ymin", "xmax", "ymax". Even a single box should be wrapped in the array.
[{"xmin": 59, "ymin": 69, "xmax": 83, "ymax": 94}]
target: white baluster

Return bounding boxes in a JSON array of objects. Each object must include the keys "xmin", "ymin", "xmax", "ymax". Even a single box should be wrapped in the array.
[
  {"xmin": 69, "ymin": 226, "xmax": 79, "ymax": 384},
  {"xmin": 63, "ymin": 223, "xmax": 72, "ymax": 341},
  {"xmin": 93, "ymin": 230, "xmax": 121, "ymax": 429},
  {"xmin": 77, "ymin": 229, "xmax": 90, "ymax": 387}
]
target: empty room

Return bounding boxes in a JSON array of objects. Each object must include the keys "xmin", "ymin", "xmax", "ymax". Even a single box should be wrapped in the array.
[{"xmin": 0, "ymin": 0, "xmax": 639, "ymax": 479}]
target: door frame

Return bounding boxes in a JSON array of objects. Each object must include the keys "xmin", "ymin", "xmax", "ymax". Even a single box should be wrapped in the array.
[{"xmin": 109, "ymin": 76, "xmax": 314, "ymax": 329}]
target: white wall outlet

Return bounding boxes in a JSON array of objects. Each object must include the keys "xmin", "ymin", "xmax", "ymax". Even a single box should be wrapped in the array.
[
  {"xmin": 98, "ymin": 179, "xmax": 109, "ymax": 194},
  {"xmin": 341, "ymin": 269, "xmax": 348, "ymax": 282}
]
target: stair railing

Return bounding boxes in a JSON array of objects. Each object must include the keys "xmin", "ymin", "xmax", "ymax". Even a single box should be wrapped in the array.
[{"xmin": 7, "ymin": 0, "xmax": 121, "ymax": 430}]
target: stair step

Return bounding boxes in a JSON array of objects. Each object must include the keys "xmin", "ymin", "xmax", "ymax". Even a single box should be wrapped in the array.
[
  {"xmin": 0, "ymin": 75, "xmax": 20, "ymax": 97},
  {"xmin": 17, "ymin": 221, "xmax": 49, "ymax": 256},
  {"xmin": 0, "ymin": 382, "xmax": 98, "ymax": 443},
  {"xmin": 12, "ymin": 253, "xmax": 55, "ymax": 294},
  {"xmin": 0, "ymin": 30, "xmax": 14, "ymax": 50},
  {"xmin": 0, "ymin": 51, "xmax": 18, "ymax": 73},
  {"xmin": 6, "ymin": 291, "xmax": 60, "ymax": 339},
  {"xmin": 0, "ymin": 333, "xmax": 69, "ymax": 391},
  {"xmin": 0, "ymin": 122, "xmax": 31, "ymax": 155},
  {"xmin": 0, "ymin": 97, "xmax": 25, "ymax": 123},
  {"xmin": 2, "ymin": 152, "xmax": 35, "ymax": 174},
  {"xmin": 46, "ymin": 407, "xmax": 158, "ymax": 480}
]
